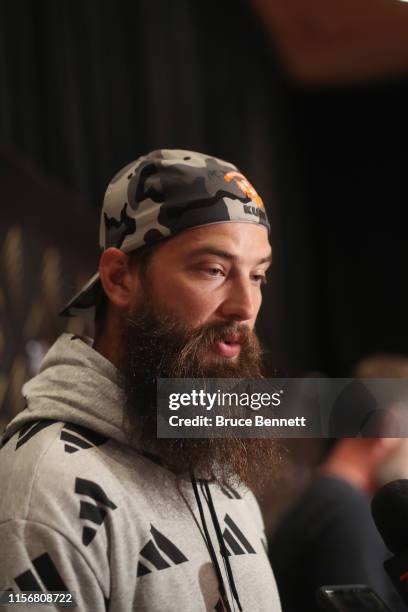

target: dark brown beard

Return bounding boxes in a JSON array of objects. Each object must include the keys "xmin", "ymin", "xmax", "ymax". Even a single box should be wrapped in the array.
[{"xmin": 119, "ymin": 297, "xmax": 279, "ymax": 487}]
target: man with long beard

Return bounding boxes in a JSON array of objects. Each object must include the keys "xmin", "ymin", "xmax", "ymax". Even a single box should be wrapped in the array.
[{"xmin": 0, "ymin": 150, "xmax": 281, "ymax": 611}]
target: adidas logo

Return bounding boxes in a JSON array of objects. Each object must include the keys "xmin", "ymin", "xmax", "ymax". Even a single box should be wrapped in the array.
[
  {"xmin": 137, "ymin": 525, "xmax": 188, "ymax": 577},
  {"xmin": 222, "ymin": 514, "xmax": 256, "ymax": 556},
  {"xmin": 75, "ymin": 478, "xmax": 117, "ymax": 546},
  {"xmin": 12, "ymin": 552, "xmax": 67, "ymax": 592},
  {"xmin": 60, "ymin": 423, "xmax": 108, "ymax": 454}
]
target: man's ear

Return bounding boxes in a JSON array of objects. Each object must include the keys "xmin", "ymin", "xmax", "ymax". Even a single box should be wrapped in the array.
[{"xmin": 99, "ymin": 248, "xmax": 139, "ymax": 312}]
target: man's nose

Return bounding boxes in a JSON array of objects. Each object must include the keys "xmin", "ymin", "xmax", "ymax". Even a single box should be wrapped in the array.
[{"xmin": 219, "ymin": 277, "xmax": 257, "ymax": 323}]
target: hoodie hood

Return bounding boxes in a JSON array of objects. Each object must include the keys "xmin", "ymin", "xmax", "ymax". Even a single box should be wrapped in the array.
[{"xmin": 2, "ymin": 333, "xmax": 133, "ymax": 447}]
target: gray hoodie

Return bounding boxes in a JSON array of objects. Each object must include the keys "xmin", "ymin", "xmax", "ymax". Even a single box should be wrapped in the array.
[{"xmin": 0, "ymin": 333, "xmax": 281, "ymax": 611}]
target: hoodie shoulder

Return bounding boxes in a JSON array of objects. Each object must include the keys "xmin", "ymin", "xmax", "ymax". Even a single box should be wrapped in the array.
[
  {"xmin": 0, "ymin": 418, "xmax": 123, "ymax": 581},
  {"xmin": 0, "ymin": 420, "xmax": 111, "ymax": 523}
]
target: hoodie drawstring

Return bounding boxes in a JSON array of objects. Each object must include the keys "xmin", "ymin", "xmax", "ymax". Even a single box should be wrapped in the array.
[
  {"xmin": 191, "ymin": 476, "xmax": 232, "ymax": 612},
  {"xmin": 191, "ymin": 476, "xmax": 243, "ymax": 612},
  {"xmin": 201, "ymin": 480, "xmax": 243, "ymax": 612}
]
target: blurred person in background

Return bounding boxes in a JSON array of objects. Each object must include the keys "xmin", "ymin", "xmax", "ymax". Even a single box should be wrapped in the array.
[
  {"xmin": 356, "ymin": 354, "xmax": 408, "ymax": 488},
  {"xmin": 0, "ymin": 149, "xmax": 282, "ymax": 611},
  {"xmin": 269, "ymin": 437, "xmax": 405, "ymax": 611},
  {"xmin": 268, "ymin": 353, "xmax": 408, "ymax": 612}
]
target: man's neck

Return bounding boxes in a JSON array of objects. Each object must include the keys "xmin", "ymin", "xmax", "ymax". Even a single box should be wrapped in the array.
[{"xmin": 93, "ymin": 324, "xmax": 122, "ymax": 370}]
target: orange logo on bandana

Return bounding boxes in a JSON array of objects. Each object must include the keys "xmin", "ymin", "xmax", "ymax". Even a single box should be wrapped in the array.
[{"xmin": 224, "ymin": 171, "xmax": 264, "ymax": 209}]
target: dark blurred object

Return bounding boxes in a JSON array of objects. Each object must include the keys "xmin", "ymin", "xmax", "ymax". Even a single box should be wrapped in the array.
[
  {"xmin": 372, "ymin": 480, "xmax": 408, "ymax": 608},
  {"xmin": 317, "ymin": 584, "xmax": 394, "ymax": 612},
  {"xmin": 372, "ymin": 479, "xmax": 408, "ymax": 556},
  {"xmin": 0, "ymin": 148, "xmax": 97, "ymax": 427},
  {"xmin": 251, "ymin": 0, "xmax": 408, "ymax": 85}
]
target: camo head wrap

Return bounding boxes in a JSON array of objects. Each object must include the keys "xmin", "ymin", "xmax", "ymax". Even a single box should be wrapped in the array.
[{"xmin": 60, "ymin": 149, "xmax": 270, "ymax": 316}]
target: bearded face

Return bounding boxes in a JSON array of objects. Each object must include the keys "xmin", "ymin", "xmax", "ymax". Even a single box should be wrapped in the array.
[{"xmin": 119, "ymin": 291, "xmax": 278, "ymax": 487}]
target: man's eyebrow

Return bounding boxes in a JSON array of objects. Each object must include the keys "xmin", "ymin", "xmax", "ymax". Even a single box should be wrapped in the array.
[{"xmin": 188, "ymin": 246, "xmax": 272, "ymax": 265}]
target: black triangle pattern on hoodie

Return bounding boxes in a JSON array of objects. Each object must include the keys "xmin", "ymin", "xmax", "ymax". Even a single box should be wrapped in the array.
[
  {"xmin": 15, "ymin": 420, "xmax": 57, "ymax": 450},
  {"xmin": 14, "ymin": 552, "xmax": 68, "ymax": 591},
  {"xmin": 60, "ymin": 423, "xmax": 109, "ymax": 454},
  {"xmin": 222, "ymin": 514, "xmax": 256, "ymax": 556},
  {"xmin": 74, "ymin": 478, "xmax": 117, "ymax": 546},
  {"xmin": 136, "ymin": 524, "xmax": 188, "ymax": 577},
  {"xmin": 219, "ymin": 484, "xmax": 241, "ymax": 500}
]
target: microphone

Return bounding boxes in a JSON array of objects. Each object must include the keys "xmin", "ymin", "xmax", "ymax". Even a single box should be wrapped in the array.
[{"xmin": 371, "ymin": 479, "xmax": 408, "ymax": 607}]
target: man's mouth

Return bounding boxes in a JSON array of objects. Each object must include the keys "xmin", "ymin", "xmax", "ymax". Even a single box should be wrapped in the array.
[{"xmin": 214, "ymin": 334, "xmax": 242, "ymax": 358}]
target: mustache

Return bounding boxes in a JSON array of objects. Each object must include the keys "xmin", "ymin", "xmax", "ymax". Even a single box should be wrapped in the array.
[
  {"xmin": 125, "ymin": 314, "xmax": 259, "ymax": 376},
  {"xmin": 126, "ymin": 312, "xmax": 255, "ymax": 350}
]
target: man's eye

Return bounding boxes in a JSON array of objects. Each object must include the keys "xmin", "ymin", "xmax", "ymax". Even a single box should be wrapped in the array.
[
  {"xmin": 205, "ymin": 267, "xmax": 224, "ymax": 277},
  {"xmin": 253, "ymin": 274, "xmax": 267, "ymax": 285}
]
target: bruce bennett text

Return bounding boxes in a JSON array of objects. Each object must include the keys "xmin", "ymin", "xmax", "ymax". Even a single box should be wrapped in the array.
[{"xmin": 167, "ymin": 416, "xmax": 307, "ymax": 427}]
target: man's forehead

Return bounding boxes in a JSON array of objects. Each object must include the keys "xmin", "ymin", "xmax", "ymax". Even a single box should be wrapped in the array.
[{"xmin": 164, "ymin": 222, "xmax": 272, "ymax": 261}]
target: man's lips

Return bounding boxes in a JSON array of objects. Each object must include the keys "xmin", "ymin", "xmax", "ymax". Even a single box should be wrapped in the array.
[{"xmin": 214, "ymin": 335, "xmax": 242, "ymax": 358}]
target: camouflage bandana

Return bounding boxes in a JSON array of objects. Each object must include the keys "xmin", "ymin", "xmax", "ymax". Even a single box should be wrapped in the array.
[{"xmin": 60, "ymin": 149, "xmax": 270, "ymax": 316}]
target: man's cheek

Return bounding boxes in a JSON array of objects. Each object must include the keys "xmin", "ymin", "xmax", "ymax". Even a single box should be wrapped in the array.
[{"xmin": 185, "ymin": 305, "xmax": 212, "ymax": 328}]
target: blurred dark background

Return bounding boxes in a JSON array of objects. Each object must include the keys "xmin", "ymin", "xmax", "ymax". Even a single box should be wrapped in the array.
[{"xmin": 1, "ymin": 0, "xmax": 408, "ymax": 425}]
